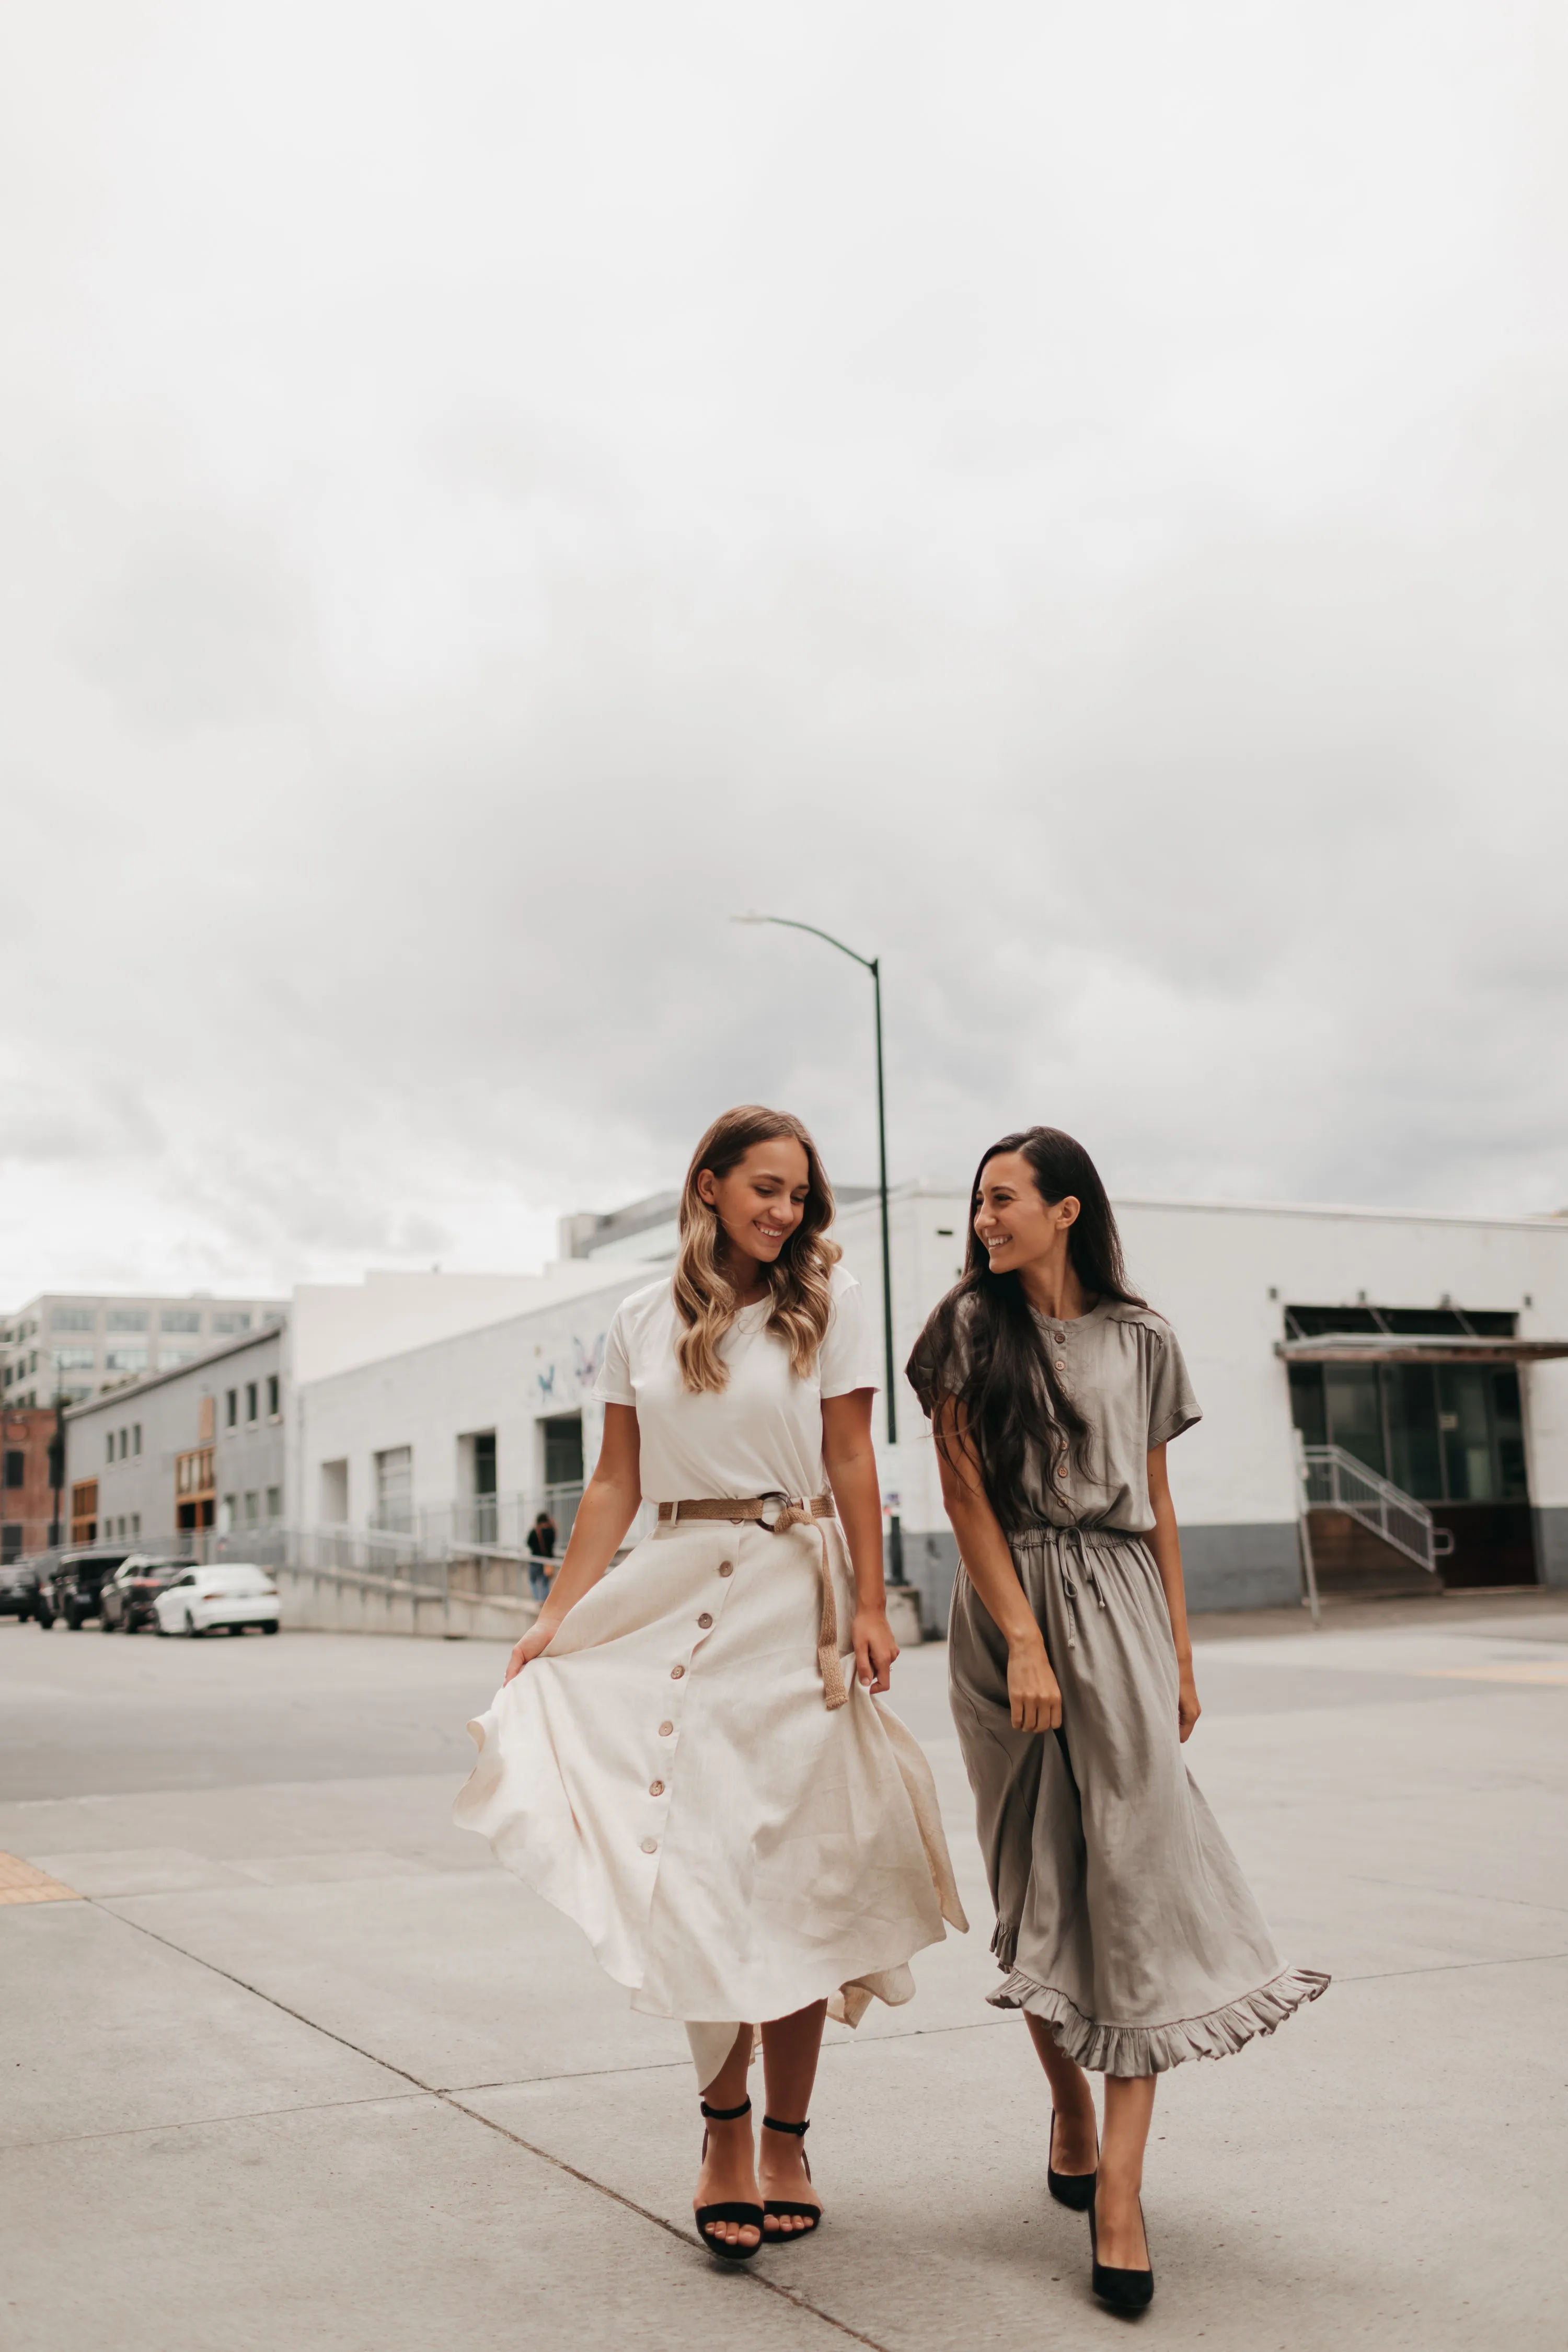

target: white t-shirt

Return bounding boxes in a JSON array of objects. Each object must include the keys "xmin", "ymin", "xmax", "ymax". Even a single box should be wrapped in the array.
[{"xmin": 593, "ymin": 1263, "xmax": 880, "ymax": 1503}]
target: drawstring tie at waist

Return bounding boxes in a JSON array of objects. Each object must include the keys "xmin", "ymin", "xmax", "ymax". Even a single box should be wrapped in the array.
[
  {"xmin": 1013, "ymin": 1523, "xmax": 1125, "ymax": 1648},
  {"xmin": 656, "ymin": 1493, "xmax": 847, "ymax": 1708}
]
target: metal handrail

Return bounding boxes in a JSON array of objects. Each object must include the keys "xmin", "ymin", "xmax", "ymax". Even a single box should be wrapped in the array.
[{"xmin": 1297, "ymin": 1443, "xmax": 1454, "ymax": 1578}]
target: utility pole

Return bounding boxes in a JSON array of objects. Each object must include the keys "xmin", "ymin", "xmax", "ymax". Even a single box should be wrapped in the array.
[{"xmin": 48, "ymin": 1387, "xmax": 67, "ymax": 1547}]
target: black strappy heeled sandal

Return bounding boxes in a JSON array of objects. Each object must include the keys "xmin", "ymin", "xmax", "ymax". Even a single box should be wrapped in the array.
[
  {"xmin": 694, "ymin": 2096, "xmax": 764, "ymax": 2263},
  {"xmin": 760, "ymin": 2114, "xmax": 822, "ymax": 2242},
  {"xmin": 1089, "ymin": 2187, "xmax": 1155, "ymax": 2311},
  {"xmin": 1046, "ymin": 2106, "xmax": 1099, "ymax": 2213}
]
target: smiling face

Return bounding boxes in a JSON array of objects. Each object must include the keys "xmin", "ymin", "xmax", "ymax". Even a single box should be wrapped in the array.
[
  {"xmin": 972, "ymin": 1149, "xmax": 1079, "ymax": 1277},
  {"xmin": 696, "ymin": 1135, "xmax": 811, "ymax": 1276}
]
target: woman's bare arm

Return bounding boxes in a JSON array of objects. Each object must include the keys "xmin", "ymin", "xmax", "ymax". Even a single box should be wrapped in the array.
[
  {"xmin": 504, "ymin": 1404, "xmax": 642, "ymax": 1682},
  {"xmin": 1146, "ymin": 1443, "xmax": 1201, "ymax": 1741},
  {"xmin": 822, "ymin": 1387, "xmax": 896, "ymax": 1693},
  {"xmin": 931, "ymin": 1397, "xmax": 1061, "ymax": 1733}
]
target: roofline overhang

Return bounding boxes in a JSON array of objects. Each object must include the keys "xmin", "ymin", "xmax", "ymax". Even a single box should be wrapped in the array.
[{"xmin": 1276, "ymin": 1336, "xmax": 1568, "ymax": 1365}]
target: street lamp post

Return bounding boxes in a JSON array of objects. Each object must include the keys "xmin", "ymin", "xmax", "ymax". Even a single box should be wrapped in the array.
[
  {"xmin": 48, "ymin": 1385, "xmax": 67, "ymax": 1548},
  {"xmin": 732, "ymin": 914, "xmax": 906, "ymax": 1585}
]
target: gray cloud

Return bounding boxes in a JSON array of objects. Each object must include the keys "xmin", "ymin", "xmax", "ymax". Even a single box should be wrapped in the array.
[{"xmin": 3, "ymin": 0, "xmax": 1566, "ymax": 1299}]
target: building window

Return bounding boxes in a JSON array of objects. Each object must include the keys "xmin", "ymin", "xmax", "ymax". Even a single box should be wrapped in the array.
[
  {"xmin": 107, "ymin": 1433, "xmax": 115, "ymax": 1465},
  {"xmin": 131, "ymin": 1513, "xmax": 140, "ymax": 1537},
  {"xmin": 105, "ymin": 1309, "xmax": 148, "ymax": 1333},
  {"xmin": 1288, "ymin": 1355, "xmax": 1529, "ymax": 1505},
  {"xmin": 225, "ymin": 1389, "xmax": 238, "ymax": 1429},
  {"xmin": 105, "ymin": 1347, "xmax": 148, "ymax": 1375},
  {"xmin": 462, "ymin": 1429, "xmax": 499, "ymax": 1542},
  {"xmin": 243, "ymin": 1491, "xmax": 259, "ymax": 1524},
  {"xmin": 373, "ymin": 1446, "xmax": 414, "ymax": 1534},
  {"xmin": 2, "ymin": 1524, "xmax": 22, "ymax": 1561},
  {"xmin": 53, "ymin": 1347, "xmax": 96, "ymax": 1374},
  {"xmin": 266, "ymin": 1374, "xmax": 280, "ymax": 1419},
  {"xmin": 245, "ymin": 1381, "xmax": 258, "ymax": 1425},
  {"xmin": 70, "ymin": 1479, "xmax": 99, "ymax": 1543},
  {"xmin": 161, "ymin": 1350, "xmax": 201, "ymax": 1368},
  {"xmin": 541, "ymin": 1413, "xmax": 584, "ymax": 1491},
  {"xmin": 221, "ymin": 1494, "xmax": 237, "ymax": 1531},
  {"xmin": 52, "ymin": 1307, "xmax": 95, "ymax": 1332},
  {"xmin": 161, "ymin": 1309, "xmax": 202, "ymax": 1334},
  {"xmin": 4, "ymin": 1449, "xmax": 25, "ymax": 1490},
  {"xmin": 213, "ymin": 1311, "xmax": 251, "ymax": 1335},
  {"xmin": 133, "ymin": 1424, "xmax": 142, "ymax": 1455},
  {"xmin": 265, "ymin": 1486, "xmax": 282, "ymax": 1520}
]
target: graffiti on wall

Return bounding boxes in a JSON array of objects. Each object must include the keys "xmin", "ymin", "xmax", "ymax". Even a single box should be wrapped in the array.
[{"xmin": 533, "ymin": 1333, "xmax": 607, "ymax": 1409}]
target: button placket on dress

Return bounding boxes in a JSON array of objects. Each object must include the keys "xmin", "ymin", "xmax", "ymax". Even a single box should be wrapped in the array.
[{"xmin": 637, "ymin": 1536, "xmax": 742, "ymax": 1870}]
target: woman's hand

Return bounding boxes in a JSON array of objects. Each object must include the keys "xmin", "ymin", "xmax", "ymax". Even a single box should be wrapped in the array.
[
  {"xmin": 852, "ymin": 1605, "xmax": 899, "ymax": 1694},
  {"xmin": 504, "ymin": 1618, "xmax": 559, "ymax": 1684},
  {"xmin": 1177, "ymin": 1659, "xmax": 1202, "ymax": 1743},
  {"xmin": 1008, "ymin": 1633, "xmax": 1063, "ymax": 1734}
]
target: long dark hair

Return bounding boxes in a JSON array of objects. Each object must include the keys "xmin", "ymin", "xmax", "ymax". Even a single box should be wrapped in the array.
[{"xmin": 917, "ymin": 1127, "xmax": 1144, "ymax": 1532}]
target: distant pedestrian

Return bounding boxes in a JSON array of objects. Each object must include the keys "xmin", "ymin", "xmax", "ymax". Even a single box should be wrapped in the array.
[
  {"xmin": 908, "ymin": 1126, "xmax": 1329, "ymax": 2315},
  {"xmin": 526, "ymin": 1510, "xmax": 557, "ymax": 1604},
  {"xmin": 456, "ymin": 1105, "xmax": 965, "ymax": 2262}
]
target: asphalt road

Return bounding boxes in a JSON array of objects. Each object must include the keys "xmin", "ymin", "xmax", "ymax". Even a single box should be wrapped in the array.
[{"xmin": 3, "ymin": 1593, "xmax": 1565, "ymax": 2351}]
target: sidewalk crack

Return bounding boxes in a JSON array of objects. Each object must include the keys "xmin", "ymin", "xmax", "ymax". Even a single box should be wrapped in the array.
[{"xmin": 95, "ymin": 1900, "xmax": 896, "ymax": 2350}]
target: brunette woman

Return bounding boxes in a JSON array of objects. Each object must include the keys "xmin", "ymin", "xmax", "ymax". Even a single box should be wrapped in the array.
[
  {"xmin": 908, "ymin": 1127, "xmax": 1326, "ymax": 2313},
  {"xmin": 456, "ymin": 1106, "xmax": 965, "ymax": 2261}
]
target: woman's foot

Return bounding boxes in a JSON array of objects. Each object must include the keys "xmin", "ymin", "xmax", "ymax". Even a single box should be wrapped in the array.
[
  {"xmin": 1092, "ymin": 2170, "xmax": 1150, "ymax": 2271},
  {"xmin": 695, "ymin": 2108, "xmax": 762, "ymax": 2253},
  {"xmin": 759, "ymin": 2119, "xmax": 822, "ymax": 2238}
]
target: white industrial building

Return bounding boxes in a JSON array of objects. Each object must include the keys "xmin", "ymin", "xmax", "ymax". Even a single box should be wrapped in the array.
[{"xmin": 285, "ymin": 1186, "xmax": 1568, "ymax": 1627}]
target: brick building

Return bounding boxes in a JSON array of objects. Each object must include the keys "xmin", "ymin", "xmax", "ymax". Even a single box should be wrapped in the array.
[{"xmin": 1, "ymin": 1406, "xmax": 63, "ymax": 1560}]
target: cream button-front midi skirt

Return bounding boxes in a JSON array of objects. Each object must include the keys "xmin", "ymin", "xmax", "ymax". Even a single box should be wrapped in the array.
[{"xmin": 455, "ymin": 1515, "xmax": 967, "ymax": 2089}]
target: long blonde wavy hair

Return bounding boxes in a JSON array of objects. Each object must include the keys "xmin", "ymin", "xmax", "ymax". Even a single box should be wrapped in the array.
[{"xmin": 674, "ymin": 1105, "xmax": 840, "ymax": 1394}]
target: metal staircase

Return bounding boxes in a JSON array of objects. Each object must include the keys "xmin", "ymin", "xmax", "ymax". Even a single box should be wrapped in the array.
[{"xmin": 1295, "ymin": 1442, "xmax": 1453, "ymax": 1620}]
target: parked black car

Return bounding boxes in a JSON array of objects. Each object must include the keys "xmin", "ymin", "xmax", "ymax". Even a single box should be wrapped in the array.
[
  {"xmin": 0, "ymin": 1559, "xmax": 47, "ymax": 1620},
  {"xmin": 43, "ymin": 1548, "xmax": 134, "ymax": 1629},
  {"xmin": 100, "ymin": 1556, "xmax": 191, "ymax": 1633}
]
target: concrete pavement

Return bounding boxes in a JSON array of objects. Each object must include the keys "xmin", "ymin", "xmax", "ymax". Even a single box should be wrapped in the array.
[{"xmin": 2, "ymin": 1594, "xmax": 1565, "ymax": 2350}]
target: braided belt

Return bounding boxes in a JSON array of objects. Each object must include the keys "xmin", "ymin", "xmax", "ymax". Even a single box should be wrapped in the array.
[{"xmin": 655, "ymin": 1493, "xmax": 847, "ymax": 1709}]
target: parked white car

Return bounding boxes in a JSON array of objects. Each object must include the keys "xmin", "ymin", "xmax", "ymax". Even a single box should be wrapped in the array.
[{"xmin": 153, "ymin": 1564, "xmax": 282, "ymax": 1638}]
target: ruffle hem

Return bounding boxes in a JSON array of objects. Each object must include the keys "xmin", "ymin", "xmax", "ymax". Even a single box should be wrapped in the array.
[{"xmin": 987, "ymin": 1926, "xmax": 1330, "ymax": 2076}]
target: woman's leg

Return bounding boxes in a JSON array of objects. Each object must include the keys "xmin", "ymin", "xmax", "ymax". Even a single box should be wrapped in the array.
[
  {"xmin": 757, "ymin": 2000, "xmax": 828, "ymax": 2234},
  {"xmin": 695, "ymin": 2024, "xmax": 760, "ymax": 2251},
  {"xmin": 1024, "ymin": 2014, "xmax": 1099, "ymax": 2175},
  {"xmin": 1097, "ymin": 2074, "xmax": 1156, "ymax": 2269}
]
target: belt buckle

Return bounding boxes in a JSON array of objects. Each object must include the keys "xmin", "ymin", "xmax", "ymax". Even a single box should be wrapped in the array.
[{"xmin": 757, "ymin": 1493, "xmax": 785, "ymax": 1531}]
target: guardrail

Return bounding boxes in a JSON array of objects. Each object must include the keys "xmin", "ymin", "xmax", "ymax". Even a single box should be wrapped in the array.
[{"xmin": 1294, "ymin": 1440, "xmax": 1453, "ymax": 1623}]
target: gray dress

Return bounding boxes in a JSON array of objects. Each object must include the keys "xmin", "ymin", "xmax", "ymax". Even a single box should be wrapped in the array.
[{"xmin": 909, "ymin": 1295, "xmax": 1328, "ymax": 2076}]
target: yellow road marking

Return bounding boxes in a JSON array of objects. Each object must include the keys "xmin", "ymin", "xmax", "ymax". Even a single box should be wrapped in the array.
[
  {"xmin": 0, "ymin": 1853, "xmax": 82, "ymax": 1905},
  {"xmin": 1418, "ymin": 1663, "xmax": 1568, "ymax": 1687}
]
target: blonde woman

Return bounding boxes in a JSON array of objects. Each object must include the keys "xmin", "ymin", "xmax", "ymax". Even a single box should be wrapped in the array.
[{"xmin": 456, "ymin": 1105, "xmax": 965, "ymax": 2261}]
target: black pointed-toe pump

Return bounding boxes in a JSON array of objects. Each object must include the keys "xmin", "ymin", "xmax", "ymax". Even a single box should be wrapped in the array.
[
  {"xmin": 1046, "ymin": 2107, "xmax": 1099, "ymax": 2213},
  {"xmin": 760, "ymin": 2114, "xmax": 822, "ymax": 2242},
  {"xmin": 695, "ymin": 2096, "xmax": 764, "ymax": 2263},
  {"xmin": 1089, "ymin": 2189, "xmax": 1155, "ymax": 2312}
]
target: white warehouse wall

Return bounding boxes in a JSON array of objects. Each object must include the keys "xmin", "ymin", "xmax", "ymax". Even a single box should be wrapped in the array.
[
  {"xmin": 291, "ymin": 1185, "xmax": 1568, "ymax": 1626},
  {"xmin": 291, "ymin": 1271, "xmax": 643, "ymax": 1530},
  {"xmin": 832, "ymin": 1185, "xmax": 1568, "ymax": 1623}
]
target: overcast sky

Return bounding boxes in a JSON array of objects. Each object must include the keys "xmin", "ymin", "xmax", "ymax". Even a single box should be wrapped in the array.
[{"xmin": 3, "ymin": 1, "xmax": 1565, "ymax": 1301}]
